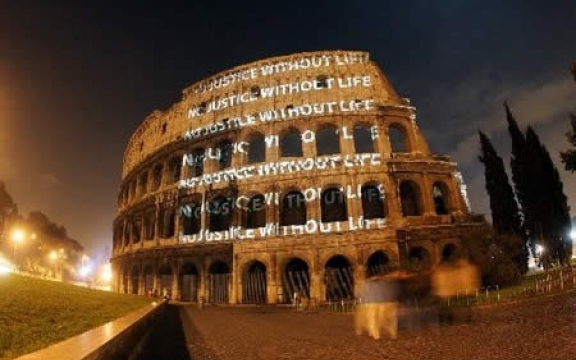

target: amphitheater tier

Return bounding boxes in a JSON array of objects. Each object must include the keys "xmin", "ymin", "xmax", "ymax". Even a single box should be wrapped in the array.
[{"xmin": 111, "ymin": 50, "xmax": 489, "ymax": 304}]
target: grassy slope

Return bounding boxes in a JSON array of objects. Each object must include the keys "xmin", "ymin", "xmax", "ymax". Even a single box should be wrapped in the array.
[{"xmin": 0, "ymin": 274, "xmax": 151, "ymax": 359}]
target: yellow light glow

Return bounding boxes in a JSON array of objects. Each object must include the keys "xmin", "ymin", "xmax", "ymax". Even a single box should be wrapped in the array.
[
  {"xmin": 49, "ymin": 251, "xmax": 58, "ymax": 261},
  {"xmin": 101, "ymin": 264, "xmax": 112, "ymax": 283},
  {"xmin": 11, "ymin": 229, "xmax": 25, "ymax": 244}
]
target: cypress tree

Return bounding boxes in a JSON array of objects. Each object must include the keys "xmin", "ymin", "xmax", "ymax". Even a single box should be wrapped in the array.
[
  {"xmin": 478, "ymin": 131, "xmax": 527, "ymax": 273},
  {"xmin": 560, "ymin": 63, "xmax": 576, "ymax": 172},
  {"xmin": 525, "ymin": 127, "xmax": 572, "ymax": 264},
  {"xmin": 505, "ymin": 103, "xmax": 534, "ymax": 265}
]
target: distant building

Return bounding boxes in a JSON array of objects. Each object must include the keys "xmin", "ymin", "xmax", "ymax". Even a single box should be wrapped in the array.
[{"xmin": 111, "ymin": 51, "xmax": 489, "ymax": 304}]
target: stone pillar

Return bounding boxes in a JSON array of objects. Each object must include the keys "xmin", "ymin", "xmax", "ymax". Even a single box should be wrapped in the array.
[
  {"xmin": 154, "ymin": 203, "xmax": 161, "ymax": 246},
  {"xmin": 230, "ymin": 254, "xmax": 239, "ymax": 304},
  {"xmin": 268, "ymin": 253, "xmax": 277, "ymax": 304},
  {"xmin": 421, "ymin": 174, "xmax": 435, "ymax": 216},
  {"xmin": 172, "ymin": 262, "xmax": 179, "ymax": 300}
]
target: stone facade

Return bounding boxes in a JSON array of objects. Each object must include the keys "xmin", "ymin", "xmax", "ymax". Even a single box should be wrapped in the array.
[{"xmin": 111, "ymin": 50, "xmax": 489, "ymax": 304}]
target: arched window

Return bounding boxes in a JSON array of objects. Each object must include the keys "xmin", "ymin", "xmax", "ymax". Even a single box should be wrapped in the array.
[
  {"xmin": 130, "ymin": 180, "xmax": 137, "ymax": 200},
  {"xmin": 316, "ymin": 125, "xmax": 340, "ymax": 155},
  {"xmin": 247, "ymin": 133, "xmax": 266, "ymax": 163},
  {"xmin": 181, "ymin": 202, "xmax": 201, "ymax": 235},
  {"xmin": 123, "ymin": 220, "xmax": 131, "ymax": 246},
  {"xmin": 433, "ymin": 181, "xmax": 451, "ymax": 215},
  {"xmin": 208, "ymin": 196, "xmax": 233, "ymax": 232},
  {"xmin": 190, "ymin": 148, "xmax": 205, "ymax": 177},
  {"xmin": 217, "ymin": 140, "xmax": 233, "ymax": 169},
  {"xmin": 280, "ymin": 128, "xmax": 303, "ymax": 157},
  {"xmin": 168, "ymin": 157, "xmax": 182, "ymax": 183},
  {"xmin": 400, "ymin": 180, "xmax": 422, "ymax": 216},
  {"xmin": 138, "ymin": 172, "xmax": 148, "ymax": 196},
  {"xmin": 321, "ymin": 188, "xmax": 347, "ymax": 222},
  {"xmin": 245, "ymin": 194, "xmax": 266, "ymax": 229},
  {"xmin": 441, "ymin": 243, "xmax": 459, "ymax": 263},
  {"xmin": 354, "ymin": 124, "xmax": 375, "ymax": 153},
  {"xmin": 152, "ymin": 164, "xmax": 163, "ymax": 191},
  {"xmin": 143, "ymin": 207, "xmax": 156, "ymax": 240},
  {"xmin": 280, "ymin": 191, "xmax": 306, "ymax": 226},
  {"xmin": 131, "ymin": 213, "xmax": 142, "ymax": 243},
  {"xmin": 366, "ymin": 251, "xmax": 391, "ymax": 277},
  {"xmin": 159, "ymin": 208, "xmax": 176, "ymax": 238},
  {"xmin": 408, "ymin": 246, "xmax": 431, "ymax": 272},
  {"xmin": 389, "ymin": 124, "xmax": 409, "ymax": 153},
  {"xmin": 361, "ymin": 184, "xmax": 386, "ymax": 219}
]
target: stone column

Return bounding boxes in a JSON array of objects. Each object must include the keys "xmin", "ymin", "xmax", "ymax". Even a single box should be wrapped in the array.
[
  {"xmin": 230, "ymin": 254, "xmax": 239, "ymax": 304},
  {"xmin": 268, "ymin": 253, "xmax": 277, "ymax": 304},
  {"xmin": 421, "ymin": 174, "xmax": 435, "ymax": 216}
]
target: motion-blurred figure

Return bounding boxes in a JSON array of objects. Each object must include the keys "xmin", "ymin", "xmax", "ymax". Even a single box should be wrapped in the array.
[
  {"xmin": 355, "ymin": 275, "xmax": 400, "ymax": 339},
  {"xmin": 431, "ymin": 258, "xmax": 479, "ymax": 323}
]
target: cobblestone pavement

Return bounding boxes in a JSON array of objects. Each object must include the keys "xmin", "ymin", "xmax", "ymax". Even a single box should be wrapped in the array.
[{"xmin": 180, "ymin": 292, "xmax": 576, "ymax": 360}]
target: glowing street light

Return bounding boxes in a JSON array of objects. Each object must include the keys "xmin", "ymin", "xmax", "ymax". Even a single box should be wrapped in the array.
[
  {"xmin": 49, "ymin": 251, "xmax": 58, "ymax": 261},
  {"xmin": 11, "ymin": 229, "xmax": 25, "ymax": 244}
]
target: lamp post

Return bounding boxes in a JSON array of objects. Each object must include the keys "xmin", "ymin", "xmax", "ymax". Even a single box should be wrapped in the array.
[{"xmin": 11, "ymin": 229, "xmax": 25, "ymax": 260}]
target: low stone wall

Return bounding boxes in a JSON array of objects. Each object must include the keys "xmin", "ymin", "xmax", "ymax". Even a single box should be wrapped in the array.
[{"xmin": 15, "ymin": 301, "xmax": 166, "ymax": 360}]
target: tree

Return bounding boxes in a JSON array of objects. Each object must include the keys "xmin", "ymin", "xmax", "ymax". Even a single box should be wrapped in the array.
[
  {"xmin": 560, "ymin": 112, "xmax": 576, "ymax": 172},
  {"xmin": 0, "ymin": 181, "xmax": 17, "ymax": 237},
  {"xmin": 478, "ymin": 131, "xmax": 528, "ymax": 273},
  {"xmin": 525, "ymin": 127, "xmax": 572, "ymax": 265}
]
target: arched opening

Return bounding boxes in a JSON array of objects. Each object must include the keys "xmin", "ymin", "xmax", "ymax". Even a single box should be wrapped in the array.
[
  {"xmin": 138, "ymin": 172, "xmax": 148, "ymax": 197},
  {"xmin": 159, "ymin": 207, "xmax": 176, "ymax": 238},
  {"xmin": 216, "ymin": 140, "xmax": 233, "ymax": 170},
  {"xmin": 208, "ymin": 196, "xmax": 233, "ymax": 232},
  {"xmin": 208, "ymin": 261, "xmax": 230, "ymax": 304},
  {"xmin": 130, "ymin": 179, "xmax": 137, "ymax": 200},
  {"xmin": 433, "ymin": 181, "xmax": 451, "ymax": 215},
  {"xmin": 242, "ymin": 261, "xmax": 267, "ymax": 304},
  {"xmin": 168, "ymin": 157, "xmax": 182, "ymax": 183},
  {"xmin": 361, "ymin": 184, "xmax": 386, "ymax": 219},
  {"xmin": 280, "ymin": 128, "xmax": 303, "ymax": 157},
  {"xmin": 244, "ymin": 194, "xmax": 266, "ymax": 229},
  {"xmin": 190, "ymin": 148, "xmax": 205, "ymax": 177},
  {"xmin": 354, "ymin": 124, "xmax": 375, "ymax": 153},
  {"xmin": 366, "ymin": 251, "xmax": 391, "ymax": 278},
  {"xmin": 283, "ymin": 258, "xmax": 310, "ymax": 303},
  {"xmin": 408, "ymin": 247, "xmax": 431, "ymax": 272},
  {"xmin": 389, "ymin": 124, "xmax": 409, "ymax": 153},
  {"xmin": 316, "ymin": 125, "xmax": 340, "ymax": 155},
  {"xmin": 122, "ymin": 268, "xmax": 129, "ymax": 294},
  {"xmin": 131, "ymin": 213, "xmax": 142, "ymax": 243},
  {"xmin": 158, "ymin": 263, "xmax": 173, "ymax": 297},
  {"xmin": 131, "ymin": 266, "xmax": 139, "ymax": 295},
  {"xmin": 325, "ymin": 255, "xmax": 354, "ymax": 301},
  {"xmin": 321, "ymin": 188, "xmax": 347, "ymax": 222},
  {"xmin": 247, "ymin": 133, "xmax": 266, "ymax": 163},
  {"xmin": 152, "ymin": 164, "xmax": 163, "ymax": 191},
  {"xmin": 143, "ymin": 207, "xmax": 155, "ymax": 240},
  {"xmin": 441, "ymin": 243, "xmax": 459, "ymax": 263},
  {"xmin": 181, "ymin": 202, "xmax": 201, "ymax": 235},
  {"xmin": 280, "ymin": 191, "xmax": 306, "ymax": 226},
  {"xmin": 123, "ymin": 220, "xmax": 131, "ymax": 246},
  {"xmin": 143, "ymin": 265, "xmax": 154, "ymax": 295},
  {"xmin": 179, "ymin": 263, "xmax": 199, "ymax": 302},
  {"xmin": 400, "ymin": 180, "xmax": 422, "ymax": 216}
]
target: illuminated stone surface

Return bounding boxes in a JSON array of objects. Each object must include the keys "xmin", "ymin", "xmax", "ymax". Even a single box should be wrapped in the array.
[{"xmin": 111, "ymin": 51, "xmax": 489, "ymax": 304}]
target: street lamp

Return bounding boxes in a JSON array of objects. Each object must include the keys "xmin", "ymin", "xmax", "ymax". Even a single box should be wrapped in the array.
[{"xmin": 11, "ymin": 229, "xmax": 25, "ymax": 259}]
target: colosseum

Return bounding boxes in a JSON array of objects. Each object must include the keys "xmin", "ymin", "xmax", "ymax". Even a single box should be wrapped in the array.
[{"xmin": 111, "ymin": 50, "xmax": 489, "ymax": 304}]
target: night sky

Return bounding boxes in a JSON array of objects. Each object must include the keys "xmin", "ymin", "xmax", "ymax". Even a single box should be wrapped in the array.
[{"xmin": 1, "ymin": 1, "xmax": 575, "ymax": 256}]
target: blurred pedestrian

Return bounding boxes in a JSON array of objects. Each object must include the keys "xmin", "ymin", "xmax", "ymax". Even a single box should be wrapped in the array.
[{"xmin": 355, "ymin": 275, "xmax": 400, "ymax": 339}]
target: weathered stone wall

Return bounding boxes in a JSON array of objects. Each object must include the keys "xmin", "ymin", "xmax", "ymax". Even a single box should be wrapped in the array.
[{"xmin": 111, "ymin": 50, "xmax": 489, "ymax": 304}]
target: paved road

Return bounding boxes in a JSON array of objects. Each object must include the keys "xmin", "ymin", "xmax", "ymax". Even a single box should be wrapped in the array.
[{"xmin": 179, "ymin": 292, "xmax": 576, "ymax": 360}]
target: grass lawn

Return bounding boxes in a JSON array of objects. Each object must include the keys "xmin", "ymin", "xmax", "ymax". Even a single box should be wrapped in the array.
[{"xmin": 0, "ymin": 273, "xmax": 151, "ymax": 359}]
